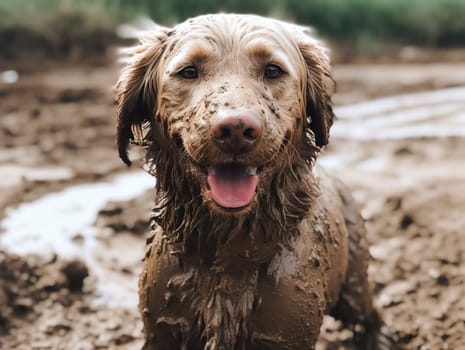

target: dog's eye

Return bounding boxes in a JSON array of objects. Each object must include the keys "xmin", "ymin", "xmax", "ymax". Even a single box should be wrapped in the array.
[
  {"xmin": 178, "ymin": 66, "xmax": 199, "ymax": 79},
  {"xmin": 264, "ymin": 64, "xmax": 284, "ymax": 79}
]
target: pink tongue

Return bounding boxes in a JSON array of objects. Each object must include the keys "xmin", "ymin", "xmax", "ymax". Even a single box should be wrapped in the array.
[{"xmin": 207, "ymin": 168, "xmax": 259, "ymax": 208}]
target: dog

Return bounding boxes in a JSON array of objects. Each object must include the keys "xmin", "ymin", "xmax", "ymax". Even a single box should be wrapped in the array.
[{"xmin": 115, "ymin": 13, "xmax": 397, "ymax": 350}]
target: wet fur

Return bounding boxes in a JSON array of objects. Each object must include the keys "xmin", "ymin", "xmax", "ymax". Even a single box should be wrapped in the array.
[{"xmin": 115, "ymin": 14, "xmax": 397, "ymax": 350}]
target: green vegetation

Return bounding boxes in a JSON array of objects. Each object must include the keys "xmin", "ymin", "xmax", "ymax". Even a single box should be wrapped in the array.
[
  {"xmin": 135, "ymin": 0, "xmax": 465, "ymax": 47},
  {"xmin": 1, "ymin": 0, "xmax": 464, "ymax": 58},
  {"xmin": 0, "ymin": 0, "xmax": 127, "ymax": 58}
]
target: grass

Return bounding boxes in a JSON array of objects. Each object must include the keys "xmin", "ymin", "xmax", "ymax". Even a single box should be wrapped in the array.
[{"xmin": 1, "ymin": 0, "xmax": 464, "ymax": 59}]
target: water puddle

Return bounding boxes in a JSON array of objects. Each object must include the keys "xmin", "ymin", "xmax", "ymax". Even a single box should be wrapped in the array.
[
  {"xmin": 335, "ymin": 86, "xmax": 465, "ymax": 120},
  {"xmin": 333, "ymin": 86, "xmax": 465, "ymax": 140},
  {"xmin": 1, "ymin": 171, "xmax": 154, "ymax": 255},
  {"xmin": 0, "ymin": 171, "xmax": 154, "ymax": 307},
  {"xmin": 0, "ymin": 165, "xmax": 75, "ymax": 188}
]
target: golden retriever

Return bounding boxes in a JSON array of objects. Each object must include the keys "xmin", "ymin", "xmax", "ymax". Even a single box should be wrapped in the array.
[{"xmin": 115, "ymin": 13, "xmax": 397, "ymax": 350}]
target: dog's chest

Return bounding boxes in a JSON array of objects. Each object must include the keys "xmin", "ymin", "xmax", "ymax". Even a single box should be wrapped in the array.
[{"xmin": 141, "ymin": 230, "xmax": 332, "ymax": 350}]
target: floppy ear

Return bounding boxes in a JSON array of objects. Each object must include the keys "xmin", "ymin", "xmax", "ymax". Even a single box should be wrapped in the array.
[
  {"xmin": 115, "ymin": 26, "xmax": 168, "ymax": 165},
  {"xmin": 297, "ymin": 30, "xmax": 335, "ymax": 148}
]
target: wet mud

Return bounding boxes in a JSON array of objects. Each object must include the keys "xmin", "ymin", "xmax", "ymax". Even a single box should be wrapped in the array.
[{"xmin": 1, "ymin": 58, "xmax": 465, "ymax": 349}]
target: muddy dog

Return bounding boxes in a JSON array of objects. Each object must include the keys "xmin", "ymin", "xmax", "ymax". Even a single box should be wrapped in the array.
[{"xmin": 115, "ymin": 14, "xmax": 397, "ymax": 350}]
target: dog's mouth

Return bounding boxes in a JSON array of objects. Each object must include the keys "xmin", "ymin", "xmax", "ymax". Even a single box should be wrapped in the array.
[
  {"xmin": 206, "ymin": 163, "xmax": 259, "ymax": 209},
  {"xmin": 176, "ymin": 135, "xmax": 284, "ymax": 211}
]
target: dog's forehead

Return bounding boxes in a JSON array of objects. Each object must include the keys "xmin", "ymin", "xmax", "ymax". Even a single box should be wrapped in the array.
[{"xmin": 170, "ymin": 14, "xmax": 302, "ymax": 53}]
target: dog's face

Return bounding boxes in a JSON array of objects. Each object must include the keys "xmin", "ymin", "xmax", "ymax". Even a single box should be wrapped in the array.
[{"xmin": 116, "ymin": 14, "xmax": 334, "ymax": 214}]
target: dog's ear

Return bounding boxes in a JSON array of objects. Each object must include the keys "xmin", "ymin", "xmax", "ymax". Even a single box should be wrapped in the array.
[
  {"xmin": 297, "ymin": 29, "xmax": 335, "ymax": 148},
  {"xmin": 115, "ymin": 25, "xmax": 169, "ymax": 165}
]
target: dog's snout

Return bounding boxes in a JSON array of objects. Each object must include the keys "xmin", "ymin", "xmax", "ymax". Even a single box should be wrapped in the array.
[{"xmin": 211, "ymin": 111, "xmax": 262, "ymax": 154}]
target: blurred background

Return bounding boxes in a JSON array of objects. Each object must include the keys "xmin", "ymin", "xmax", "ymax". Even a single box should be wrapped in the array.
[
  {"xmin": 2, "ymin": 0, "xmax": 465, "ymax": 60},
  {"xmin": 1, "ymin": 1, "xmax": 465, "ymax": 349}
]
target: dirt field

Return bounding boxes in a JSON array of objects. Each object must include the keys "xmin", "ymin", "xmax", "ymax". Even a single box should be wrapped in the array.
[{"xmin": 0, "ymin": 53, "xmax": 464, "ymax": 349}]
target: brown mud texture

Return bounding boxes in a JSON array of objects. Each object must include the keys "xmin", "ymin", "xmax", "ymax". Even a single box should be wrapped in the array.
[{"xmin": 1, "ymin": 57, "xmax": 465, "ymax": 349}]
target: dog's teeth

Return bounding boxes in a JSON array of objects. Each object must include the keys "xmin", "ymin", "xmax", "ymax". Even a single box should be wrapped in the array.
[
  {"xmin": 247, "ymin": 166, "xmax": 257, "ymax": 175},
  {"xmin": 208, "ymin": 167, "xmax": 216, "ymax": 176}
]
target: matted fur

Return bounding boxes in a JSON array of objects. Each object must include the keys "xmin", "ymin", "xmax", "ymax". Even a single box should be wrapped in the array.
[
  {"xmin": 115, "ymin": 15, "xmax": 330, "ymax": 258},
  {"xmin": 115, "ymin": 14, "xmax": 397, "ymax": 350}
]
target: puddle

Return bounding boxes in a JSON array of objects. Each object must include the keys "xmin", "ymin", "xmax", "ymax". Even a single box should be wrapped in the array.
[
  {"xmin": 0, "ymin": 171, "xmax": 154, "ymax": 255},
  {"xmin": 335, "ymin": 86, "xmax": 465, "ymax": 120},
  {"xmin": 0, "ymin": 165, "xmax": 75, "ymax": 188},
  {"xmin": 0, "ymin": 171, "xmax": 154, "ymax": 307},
  {"xmin": 333, "ymin": 86, "xmax": 465, "ymax": 140}
]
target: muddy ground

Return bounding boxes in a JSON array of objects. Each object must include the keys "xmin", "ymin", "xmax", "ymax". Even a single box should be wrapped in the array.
[{"xmin": 0, "ymin": 52, "xmax": 464, "ymax": 349}]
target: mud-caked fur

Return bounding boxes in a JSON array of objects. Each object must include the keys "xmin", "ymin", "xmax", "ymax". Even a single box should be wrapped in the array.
[{"xmin": 115, "ymin": 14, "xmax": 398, "ymax": 350}]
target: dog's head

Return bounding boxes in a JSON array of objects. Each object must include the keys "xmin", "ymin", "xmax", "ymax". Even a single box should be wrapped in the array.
[{"xmin": 115, "ymin": 14, "xmax": 334, "ymax": 215}]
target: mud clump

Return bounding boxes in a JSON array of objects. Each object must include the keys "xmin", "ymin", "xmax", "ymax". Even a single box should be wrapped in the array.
[
  {"xmin": 61, "ymin": 259, "xmax": 89, "ymax": 291},
  {"xmin": 0, "ymin": 251, "xmax": 74, "ymax": 333},
  {"xmin": 96, "ymin": 191, "xmax": 153, "ymax": 235},
  {"xmin": 0, "ymin": 250, "xmax": 143, "ymax": 349}
]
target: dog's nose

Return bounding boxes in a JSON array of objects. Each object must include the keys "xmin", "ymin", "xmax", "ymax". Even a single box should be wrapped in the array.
[{"xmin": 211, "ymin": 111, "xmax": 262, "ymax": 154}]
